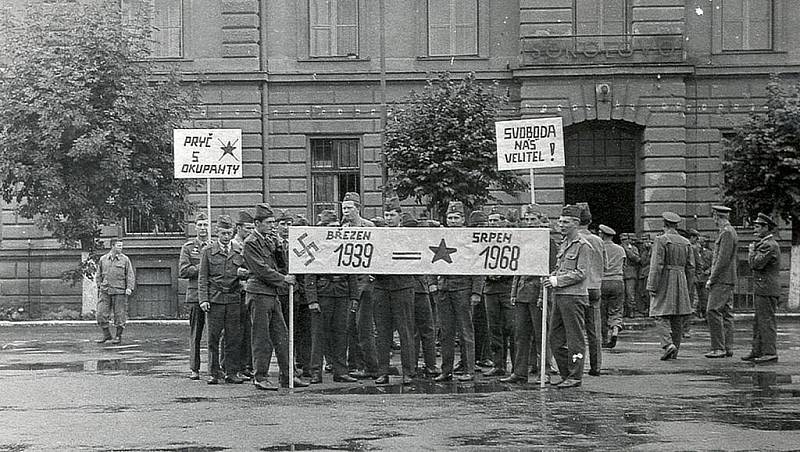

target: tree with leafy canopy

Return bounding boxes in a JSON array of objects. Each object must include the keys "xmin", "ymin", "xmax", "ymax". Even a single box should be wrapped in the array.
[
  {"xmin": 384, "ymin": 72, "xmax": 526, "ymax": 220},
  {"xmin": 0, "ymin": 2, "xmax": 199, "ymax": 310},
  {"xmin": 722, "ymin": 75, "xmax": 800, "ymax": 309}
]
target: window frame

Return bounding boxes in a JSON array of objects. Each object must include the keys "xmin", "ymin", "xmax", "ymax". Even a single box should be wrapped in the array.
[
  {"xmin": 712, "ymin": 0, "xmax": 784, "ymax": 54},
  {"xmin": 120, "ymin": 0, "xmax": 184, "ymax": 60},
  {"xmin": 307, "ymin": 136, "xmax": 363, "ymax": 220},
  {"xmin": 425, "ymin": 0, "xmax": 479, "ymax": 57}
]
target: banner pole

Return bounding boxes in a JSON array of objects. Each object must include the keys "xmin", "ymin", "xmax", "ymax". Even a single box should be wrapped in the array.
[
  {"xmin": 289, "ymin": 283, "xmax": 295, "ymax": 389},
  {"xmin": 206, "ymin": 178, "xmax": 212, "ymax": 224},
  {"xmin": 540, "ymin": 285, "xmax": 548, "ymax": 388},
  {"xmin": 529, "ymin": 168, "xmax": 536, "ymax": 204}
]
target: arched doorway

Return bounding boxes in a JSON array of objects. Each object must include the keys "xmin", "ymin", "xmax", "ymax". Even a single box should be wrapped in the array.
[{"xmin": 564, "ymin": 120, "xmax": 642, "ymax": 235}]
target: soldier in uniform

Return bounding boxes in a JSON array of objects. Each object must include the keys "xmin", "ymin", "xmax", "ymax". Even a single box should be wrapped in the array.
[
  {"xmin": 468, "ymin": 210, "xmax": 493, "ymax": 370},
  {"xmin": 543, "ymin": 204, "xmax": 591, "ymax": 388},
  {"xmin": 228, "ymin": 210, "xmax": 254, "ymax": 378},
  {"xmin": 372, "ymin": 196, "xmax": 416, "ymax": 384},
  {"xmin": 198, "ymin": 215, "xmax": 246, "ymax": 384},
  {"xmin": 483, "ymin": 207, "xmax": 515, "ymax": 376},
  {"xmin": 620, "ymin": 233, "xmax": 640, "ymax": 318},
  {"xmin": 646, "ymin": 212, "xmax": 695, "ymax": 360},
  {"xmin": 179, "ymin": 213, "xmax": 210, "ymax": 380},
  {"xmin": 576, "ymin": 203, "xmax": 607, "ymax": 376},
  {"xmin": 407, "ymin": 211, "xmax": 441, "ymax": 377},
  {"xmin": 705, "ymin": 205, "xmax": 739, "ymax": 358},
  {"xmin": 599, "ymin": 225, "xmax": 625, "ymax": 349},
  {"xmin": 692, "ymin": 233, "xmax": 712, "ymax": 318},
  {"xmin": 243, "ymin": 203, "xmax": 308, "ymax": 390},
  {"xmin": 743, "ymin": 213, "xmax": 781, "ymax": 364},
  {"xmin": 95, "ymin": 239, "xmax": 135, "ymax": 345},
  {"xmin": 339, "ymin": 192, "xmax": 379, "ymax": 379},
  {"xmin": 637, "ymin": 234, "xmax": 652, "ymax": 317},
  {"xmin": 501, "ymin": 204, "xmax": 558, "ymax": 384},
  {"xmin": 433, "ymin": 201, "xmax": 484, "ymax": 382}
]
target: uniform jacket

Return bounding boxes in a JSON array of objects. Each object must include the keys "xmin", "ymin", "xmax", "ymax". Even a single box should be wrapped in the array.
[
  {"xmin": 622, "ymin": 243, "xmax": 640, "ymax": 280},
  {"xmin": 602, "ymin": 241, "xmax": 626, "ymax": 281},
  {"xmin": 638, "ymin": 246, "xmax": 651, "ymax": 280},
  {"xmin": 693, "ymin": 244, "xmax": 712, "ymax": 283},
  {"xmin": 275, "ymin": 236, "xmax": 305, "ymax": 299},
  {"xmin": 340, "ymin": 216, "xmax": 375, "ymax": 295},
  {"xmin": 438, "ymin": 275, "xmax": 484, "ymax": 294},
  {"xmin": 511, "ymin": 237, "xmax": 558, "ymax": 302},
  {"xmin": 97, "ymin": 252, "xmax": 135, "ymax": 295},
  {"xmin": 646, "ymin": 231, "xmax": 695, "ymax": 316},
  {"xmin": 748, "ymin": 234, "xmax": 781, "ymax": 297},
  {"xmin": 198, "ymin": 241, "xmax": 245, "ymax": 304},
  {"xmin": 709, "ymin": 223, "xmax": 738, "ymax": 286},
  {"xmin": 305, "ymin": 274, "xmax": 360, "ymax": 304},
  {"xmin": 552, "ymin": 234, "xmax": 591, "ymax": 296},
  {"xmin": 179, "ymin": 238, "xmax": 206, "ymax": 290},
  {"xmin": 243, "ymin": 229, "xmax": 287, "ymax": 295},
  {"xmin": 483, "ymin": 275, "xmax": 514, "ymax": 295},
  {"xmin": 578, "ymin": 228, "xmax": 607, "ymax": 289},
  {"xmin": 374, "ymin": 274, "xmax": 416, "ymax": 291}
]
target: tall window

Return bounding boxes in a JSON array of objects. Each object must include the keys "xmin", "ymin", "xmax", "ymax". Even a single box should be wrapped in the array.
[
  {"xmin": 124, "ymin": 208, "xmax": 184, "ymax": 235},
  {"xmin": 310, "ymin": 138, "xmax": 361, "ymax": 219},
  {"xmin": 427, "ymin": 0, "xmax": 478, "ymax": 56},
  {"xmin": 574, "ymin": 0, "xmax": 628, "ymax": 49},
  {"xmin": 721, "ymin": 0, "xmax": 772, "ymax": 51},
  {"xmin": 309, "ymin": 0, "xmax": 358, "ymax": 57},
  {"xmin": 121, "ymin": 0, "xmax": 183, "ymax": 58}
]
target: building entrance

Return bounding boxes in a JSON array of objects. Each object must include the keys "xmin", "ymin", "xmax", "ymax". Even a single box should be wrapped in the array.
[{"xmin": 563, "ymin": 120, "xmax": 642, "ymax": 236}]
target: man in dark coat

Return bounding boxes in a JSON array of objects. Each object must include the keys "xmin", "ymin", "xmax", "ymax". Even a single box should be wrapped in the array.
[
  {"xmin": 743, "ymin": 213, "xmax": 781, "ymax": 364},
  {"xmin": 646, "ymin": 212, "xmax": 695, "ymax": 360},
  {"xmin": 705, "ymin": 205, "xmax": 739, "ymax": 358},
  {"xmin": 178, "ymin": 213, "xmax": 209, "ymax": 380}
]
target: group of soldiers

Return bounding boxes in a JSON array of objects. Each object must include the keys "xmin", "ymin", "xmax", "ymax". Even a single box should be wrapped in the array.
[{"xmin": 162, "ymin": 191, "xmax": 782, "ymax": 391}]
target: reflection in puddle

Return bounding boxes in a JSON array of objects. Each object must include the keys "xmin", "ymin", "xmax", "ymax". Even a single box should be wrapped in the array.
[
  {"xmin": 310, "ymin": 379, "xmax": 541, "ymax": 395},
  {"xmin": 0, "ymin": 359, "xmax": 156, "ymax": 373}
]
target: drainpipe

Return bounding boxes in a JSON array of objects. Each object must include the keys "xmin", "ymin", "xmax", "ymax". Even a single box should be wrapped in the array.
[
  {"xmin": 379, "ymin": 0, "xmax": 388, "ymax": 188},
  {"xmin": 260, "ymin": 0, "xmax": 270, "ymax": 202}
]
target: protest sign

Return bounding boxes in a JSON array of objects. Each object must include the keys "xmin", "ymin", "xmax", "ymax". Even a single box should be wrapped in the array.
[
  {"xmin": 495, "ymin": 117, "xmax": 565, "ymax": 171},
  {"xmin": 173, "ymin": 129, "xmax": 243, "ymax": 179}
]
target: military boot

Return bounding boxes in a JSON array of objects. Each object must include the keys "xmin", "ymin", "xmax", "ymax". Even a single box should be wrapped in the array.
[
  {"xmin": 95, "ymin": 328, "xmax": 113, "ymax": 344},
  {"xmin": 111, "ymin": 327, "xmax": 123, "ymax": 344}
]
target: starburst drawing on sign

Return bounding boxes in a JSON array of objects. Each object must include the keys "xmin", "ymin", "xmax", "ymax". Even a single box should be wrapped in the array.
[{"xmin": 218, "ymin": 138, "xmax": 240, "ymax": 161}]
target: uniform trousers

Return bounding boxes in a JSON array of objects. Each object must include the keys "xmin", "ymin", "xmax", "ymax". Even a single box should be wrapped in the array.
[
  {"xmin": 413, "ymin": 293, "xmax": 438, "ymax": 370},
  {"xmin": 485, "ymin": 292, "xmax": 514, "ymax": 371},
  {"xmin": 310, "ymin": 296, "xmax": 350, "ymax": 376},
  {"xmin": 347, "ymin": 289, "xmax": 379, "ymax": 374},
  {"xmin": 623, "ymin": 278, "xmax": 637, "ymax": 316},
  {"xmin": 656, "ymin": 315, "xmax": 688, "ymax": 351},
  {"xmin": 220, "ymin": 292, "xmax": 251, "ymax": 373},
  {"xmin": 187, "ymin": 295, "xmax": 205, "ymax": 373},
  {"xmin": 439, "ymin": 288, "xmax": 475, "ymax": 375},
  {"xmin": 279, "ymin": 293, "xmax": 312, "ymax": 373},
  {"xmin": 585, "ymin": 289, "xmax": 602, "ymax": 372},
  {"xmin": 513, "ymin": 301, "xmax": 553, "ymax": 378},
  {"xmin": 637, "ymin": 276, "xmax": 650, "ymax": 315},
  {"xmin": 473, "ymin": 298, "xmax": 490, "ymax": 363},
  {"xmin": 207, "ymin": 302, "xmax": 241, "ymax": 377},
  {"xmin": 695, "ymin": 281, "xmax": 708, "ymax": 316},
  {"xmin": 752, "ymin": 295, "xmax": 778, "ymax": 356},
  {"xmin": 550, "ymin": 294, "xmax": 587, "ymax": 380},
  {"xmin": 600, "ymin": 280, "xmax": 624, "ymax": 343},
  {"xmin": 374, "ymin": 287, "xmax": 416, "ymax": 376},
  {"xmin": 707, "ymin": 283, "xmax": 735, "ymax": 352},
  {"xmin": 97, "ymin": 293, "xmax": 128, "ymax": 329},
  {"xmin": 248, "ymin": 293, "xmax": 289, "ymax": 383}
]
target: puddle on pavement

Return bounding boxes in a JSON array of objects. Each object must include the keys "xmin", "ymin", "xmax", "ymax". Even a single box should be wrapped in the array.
[
  {"xmin": 260, "ymin": 440, "xmax": 374, "ymax": 451},
  {"xmin": 174, "ymin": 397, "xmax": 220, "ymax": 404},
  {"xmin": 0, "ymin": 359, "xmax": 157, "ymax": 373},
  {"xmin": 310, "ymin": 379, "xmax": 542, "ymax": 395}
]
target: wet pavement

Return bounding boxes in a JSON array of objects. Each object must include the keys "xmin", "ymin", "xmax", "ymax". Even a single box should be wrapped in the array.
[{"xmin": 1, "ymin": 318, "xmax": 799, "ymax": 451}]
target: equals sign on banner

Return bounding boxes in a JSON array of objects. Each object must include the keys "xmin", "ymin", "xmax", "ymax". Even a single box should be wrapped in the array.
[{"xmin": 392, "ymin": 251, "xmax": 422, "ymax": 261}]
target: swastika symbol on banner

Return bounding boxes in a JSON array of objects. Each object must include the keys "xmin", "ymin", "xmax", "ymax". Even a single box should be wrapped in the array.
[{"xmin": 292, "ymin": 233, "xmax": 319, "ymax": 266}]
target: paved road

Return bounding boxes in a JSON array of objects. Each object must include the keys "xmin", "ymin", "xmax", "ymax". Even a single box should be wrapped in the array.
[{"xmin": 1, "ymin": 318, "xmax": 799, "ymax": 451}]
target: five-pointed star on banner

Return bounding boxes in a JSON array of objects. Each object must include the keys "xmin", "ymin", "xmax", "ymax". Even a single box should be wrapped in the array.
[
  {"xmin": 429, "ymin": 238, "xmax": 457, "ymax": 264},
  {"xmin": 218, "ymin": 138, "xmax": 239, "ymax": 161}
]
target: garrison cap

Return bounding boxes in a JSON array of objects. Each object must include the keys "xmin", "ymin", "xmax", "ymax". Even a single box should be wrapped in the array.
[
  {"xmin": 195, "ymin": 212, "xmax": 208, "ymax": 222},
  {"xmin": 711, "ymin": 205, "xmax": 732, "ymax": 214},
  {"xmin": 468, "ymin": 210, "xmax": 488, "ymax": 226},
  {"xmin": 317, "ymin": 209, "xmax": 337, "ymax": 226},
  {"xmin": 293, "ymin": 215, "xmax": 309, "ymax": 226},
  {"xmin": 383, "ymin": 195, "xmax": 402, "ymax": 212},
  {"xmin": 446, "ymin": 201, "xmax": 464, "ymax": 216},
  {"xmin": 253, "ymin": 203, "xmax": 274, "ymax": 220},
  {"xmin": 561, "ymin": 204, "xmax": 582, "ymax": 220},
  {"xmin": 370, "ymin": 216, "xmax": 387, "ymax": 227},
  {"xmin": 236, "ymin": 210, "xmax": 254, "ymax": 225},
  {"xmin": 754, "ymin": 212, "xmax": 777, "ymax": 229},
  {"xmin": 688, "ymin": 228, "xmax": 700, "ymax": 237},
  {"xmin": 521, "ymin": 203, "xmax": 545, "ymax": 217},
  {"xmin": 276, "ymin": 209, "xmax": 293, "ymax": 222},
  {"xmin": 598, "ymin": 224, "xmax": 616, "ymax": 236},
  {"xmin": 661, "ymin": 211, "xmax": 682, "ymax": 224},
  {"xmin": 401, "ymin": 212, "xmax": 419, "ymax": 227},
  {"xmin": 576, "ymin": 202, "xmax": 592, "ymax": 224},
  {"xmin": 342, "ymin": 192, "xmax": 361, "ymax": 206},
  {"xmin": 216, "ymin": 215, "xmax": 234, "ymax": 229}
]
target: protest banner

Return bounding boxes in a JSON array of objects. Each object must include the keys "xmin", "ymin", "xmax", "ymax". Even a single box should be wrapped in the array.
[{"xmin": 495, "ymin": 117, "xmax": 565, "ymax": 171}]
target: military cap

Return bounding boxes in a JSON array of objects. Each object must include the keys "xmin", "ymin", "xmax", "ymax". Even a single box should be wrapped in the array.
[
  {"xmin": 489, "ymin": 206, "xmax": 504, "ymax": 218},
  {"xmin": 195, "ymin": 212, "xmax": 208, "ymax": 222},
  {"xmin": 342, "ymin": 192, "xmax": 361, "ymax": 205},
  {"xmin": 253, "ymin": 203, "xmax": 274, "ymax": 220},
  {"xmin": 661, "ymin": 211, "xmax": 681, "ymax": 224},
  {"xmin": 468, "ymin": 210, "xmax": 488, "ymax": 226},
  {"xmin": 446, "ymin": 201, "xmax": 464, "ymax": 216},
  {"xmin": 293, "ymin": 215, "xmax": 309, "ymax": 227},
  {"xmin": 521, "ymin": 203, "xmax": 545, "ymax": 217},
  {"xmin": 276, "ymin": 209, "xmax": 292, "ymax": 222},
  {"xmin": 401, "ymin": 212, "xmax": 418, "ymax": 227},
  {"xmin": 711, "ymin": 205, "xmax": 732, "ymax": 214},
  {"xmin": 754, "ymin": 212, "xmax": 777, "ymax": 229},
  {"xmin": 370, "ymin": 216, "xmax": 387, "ymax": 227},
  {"xmin": 236, "ymin": 210, "xmax": 254, "ymax": 225},
  {"xmin": 216, "ymin": 214, "xmax": 234, "ymax": 229},
  {"xmin": 598, "ymin": 224, "xmax": 616, "ymax": 236},
  {"xmin": 576, "ymin": 202, "xmax": 592, "ymax": 224},
  {"xmin": 383, "ymin": 195, "xmax": 401, "ymax": 213},
  {"xmin": 688, "ymin": 228, "xmax": 700, "ymax": 237},
  {"xmin": 317, "ymin": 209, "xmax": 337, "ymax": 226},
  {"xmin": 561, "ymin": 204, "xmax": 582, "ymax": 220}
]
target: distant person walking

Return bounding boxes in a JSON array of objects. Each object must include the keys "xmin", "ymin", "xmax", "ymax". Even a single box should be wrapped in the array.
[{"xmin": 95, "ymin": 239, "xmax": 135, "ymax": 345}]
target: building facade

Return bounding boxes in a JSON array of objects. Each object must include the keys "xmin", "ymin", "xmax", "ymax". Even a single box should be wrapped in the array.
[{"xmin": 0, "ymin": 0, "xmax": 796, "ymax": 317}]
